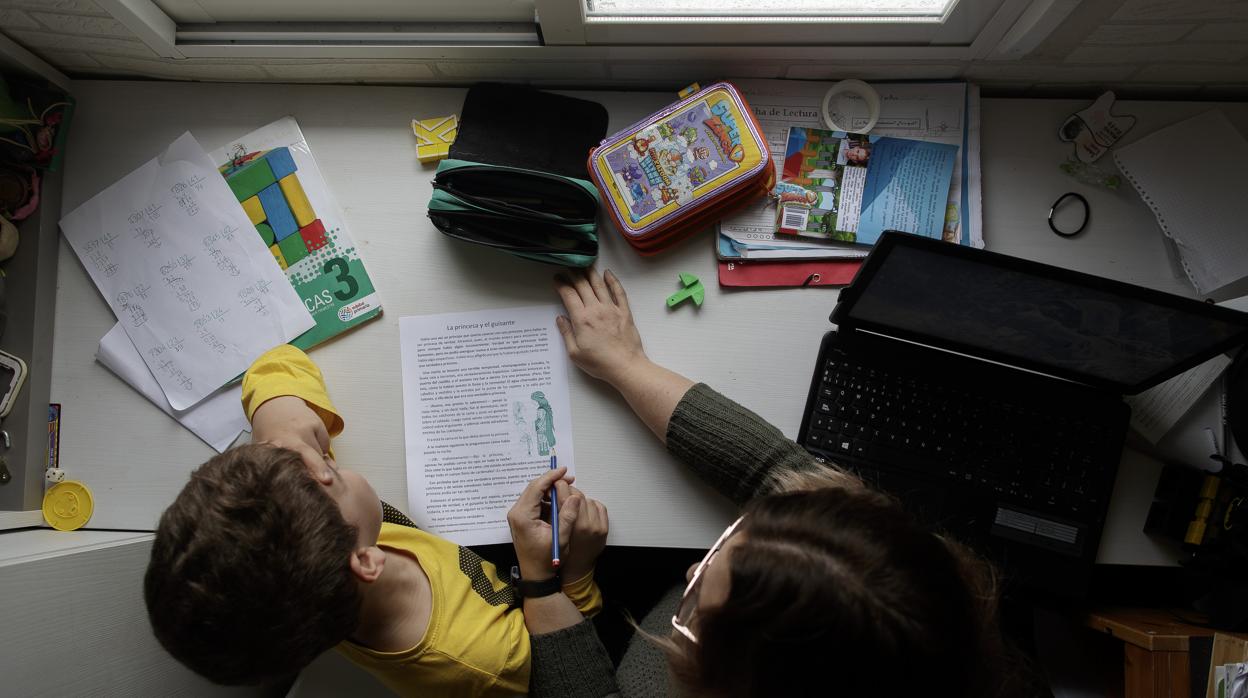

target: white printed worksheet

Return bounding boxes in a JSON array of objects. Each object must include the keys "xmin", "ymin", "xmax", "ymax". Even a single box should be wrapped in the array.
[
  {"xmin": 400, "ymin": 305, "xmax": 576, "ymax": 545},
  {"xmin": 61, "ymin": 132, "xmax": 314, "ymax": 410}
]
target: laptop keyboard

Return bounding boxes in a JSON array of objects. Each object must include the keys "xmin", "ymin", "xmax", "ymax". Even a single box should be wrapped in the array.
[{"xmin": 804, "ymin": 357, "xmax": 1114, "ymax": 520}]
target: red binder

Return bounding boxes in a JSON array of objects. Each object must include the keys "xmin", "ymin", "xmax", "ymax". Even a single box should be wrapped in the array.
[{"xmin": 717, "ymin": 258, "xmax": 863, "ymax": 288}]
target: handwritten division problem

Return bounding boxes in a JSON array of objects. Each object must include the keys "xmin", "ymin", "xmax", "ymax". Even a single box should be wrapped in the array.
[{"xmin": 61, "ymin": 131, "xmax": 314, "ymax": 410}]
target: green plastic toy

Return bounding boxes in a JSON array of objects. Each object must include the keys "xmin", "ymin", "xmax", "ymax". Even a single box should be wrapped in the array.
[{"xmin": 666, "ymin": 272, "xmax": 705, "ymax": 309}]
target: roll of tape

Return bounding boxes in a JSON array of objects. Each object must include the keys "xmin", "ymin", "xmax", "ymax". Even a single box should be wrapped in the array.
[{"xmin": 821, "ymin": 79, "xmax": 881, "ymax": 134}]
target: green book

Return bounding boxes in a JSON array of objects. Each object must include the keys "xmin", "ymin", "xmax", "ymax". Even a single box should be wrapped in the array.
[{"xmin": 212, "ymin": 117, "xmax": 382, "ymax": 350}]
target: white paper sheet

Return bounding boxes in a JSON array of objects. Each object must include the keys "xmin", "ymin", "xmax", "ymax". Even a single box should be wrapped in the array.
[
  {"xmin": 1128, "ymin": 354, "xmax": 1232, "ymax": 443},
  {"xmin": 1114, "ymin": 110, "xmax": 1248, "ymax": 296},
  {"xmin": 60, "ymin": 132, "xmax": 314, "ymax": 410},
  {"xmin": 722, "ymin": 80, "xmax": 980, "ymax": 248},
  {"xmin": 400, "ymin": 305, "xmax": 576, "ymax": 545},
  {"xmin": 96, "ymin": 324, "xmax": 250, "ymax": 453}
]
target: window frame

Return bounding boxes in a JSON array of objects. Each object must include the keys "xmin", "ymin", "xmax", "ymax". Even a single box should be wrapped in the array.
[
  {"xmin": 536, "ymin": 0, "xmax": 1022, "ymax": 47},
  {"xmin": 100, "ymin": 0, "xmax": 1044, "ymax": 61}
]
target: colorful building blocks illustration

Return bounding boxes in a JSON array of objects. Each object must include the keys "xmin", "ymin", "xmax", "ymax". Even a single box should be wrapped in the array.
[
  {"xmin": 221, "ymin": 146, "xmax": 331, "ymax": 272},
  {"xmin": 300, "ymin": 218, "xmax": 328, "ymax": 252},
  {"xmin": 278, "ymin": 174, "xmax": 315, "ymax": 228},
  {"xmin": 269, "ymin": 243, "xmax": 287, "ymax": 270},
  {"xmin": 277, "ymin": 227, "xmax": 310, "ymax": 266},
  {"xmin": 241, "ymin": 195, "xmax": 265, "ymax": 225},
  {"xmin": 257, "ymin": 181, "xmax": 298, "ymax": 242},
  {"xmin": 255, "ymin": 222, "xmax": 275, "ymax": 247}
]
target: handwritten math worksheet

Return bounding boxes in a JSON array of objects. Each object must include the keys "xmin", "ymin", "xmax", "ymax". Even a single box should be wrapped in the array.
[{"xmin": 61, "ymin": 132, "xmax": 313, "ymax": 410}]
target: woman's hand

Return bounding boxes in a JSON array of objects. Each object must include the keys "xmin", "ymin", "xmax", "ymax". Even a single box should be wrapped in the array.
[
  {"xmin": 251, "ymin": 395, "xmax": 333, "ymax": 484},
  {"xmin": 559, "ymin": 484, "xmax": 609, "ymax": 584},
  {"xmin": 508, "ymin": 467, "xmax": 581, "ymax": 581},
  {"xmin": 554, "ymin": 268, "xmax": 649, "ymax": 387}
]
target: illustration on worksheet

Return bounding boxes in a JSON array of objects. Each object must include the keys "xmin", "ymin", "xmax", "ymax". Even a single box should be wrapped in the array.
[
  {"xmin": 513, "ymin": 402, "xmax": 534, "ymax": 456},
  {"xmin": 509, "ymin": 388, "xmax": 558, "ymax": 457}
]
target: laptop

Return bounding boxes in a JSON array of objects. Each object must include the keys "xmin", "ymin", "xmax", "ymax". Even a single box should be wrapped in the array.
[{"xmin": 798, "ymin": 231, "xmax": 1248, "ymax": 597}]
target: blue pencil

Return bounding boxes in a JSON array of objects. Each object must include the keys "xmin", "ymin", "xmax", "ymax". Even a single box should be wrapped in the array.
[{"xmin": 550, "ymin": 449, "xmax": 560, "ymax": 569}]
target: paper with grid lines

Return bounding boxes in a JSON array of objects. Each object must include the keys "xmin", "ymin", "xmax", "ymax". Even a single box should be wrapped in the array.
[{"xmin": 1114, "ymin": 110, "xmax": 1248, "ymax": 296}]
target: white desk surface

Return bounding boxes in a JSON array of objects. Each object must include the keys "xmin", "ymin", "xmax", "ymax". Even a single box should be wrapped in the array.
[{"xmin": 50, "ymin": 81, "xmax": 1248, "ymax": 564}]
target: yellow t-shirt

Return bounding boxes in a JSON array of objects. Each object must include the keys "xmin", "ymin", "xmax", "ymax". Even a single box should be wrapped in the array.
[{"xmin": 242, "ymin": 345, "xmax": 602, "ymax": 697}]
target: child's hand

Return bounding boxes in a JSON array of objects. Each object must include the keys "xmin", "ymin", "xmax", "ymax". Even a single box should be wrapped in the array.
[
  {"xmin": 554, "ymin": 268, "xmax": 649, "ymax": 387},
  {"xmin": 560, "ymin": 484, "xmax": 608, "ymax": 585},
  {"xmin": 508, "ymin": 467, "xmax": 580, "ymax": 581},
  {"xmin": 251, "ymin": 395, "xmax": 333, "ymax": 483}
]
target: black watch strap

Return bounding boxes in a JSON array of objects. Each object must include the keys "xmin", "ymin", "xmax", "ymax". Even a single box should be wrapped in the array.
[{"xmin": 510, "ymin": 565, "xmax": 562, "ymax": 599}]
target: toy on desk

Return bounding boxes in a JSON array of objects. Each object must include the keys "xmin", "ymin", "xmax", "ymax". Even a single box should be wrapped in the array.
[
  {"xmin": 42, "ymin": 479, "xmax": 93, "ymax": 531},
  {"xmin": 1058, "ymin": 159, "xmax": 1121, "ymax": 190},
  {"xmin": 1058, "ymin": 91, "xmax": 1136, "ymax": 164},
  {"xmin": 412, "ymin": 115, "xmax": 458, "ymax": 164},
  {"xmin": 666, "ymin": 272, "xmax": 705, "ymax": 309}
]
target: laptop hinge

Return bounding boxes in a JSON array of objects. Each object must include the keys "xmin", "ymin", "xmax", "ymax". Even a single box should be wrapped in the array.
[{"xmin": 849, "ymin": 327, "xmax": 1098, "ymax": 391}]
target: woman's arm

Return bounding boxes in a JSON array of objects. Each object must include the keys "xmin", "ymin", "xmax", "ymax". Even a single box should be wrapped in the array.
[
  {"xmin": 555, "ymin": 269, "xmax": 859, "ymax": 504},
  {"xmin": 554, "ymin": 269, "xmax": 693, "ymax": 443}
]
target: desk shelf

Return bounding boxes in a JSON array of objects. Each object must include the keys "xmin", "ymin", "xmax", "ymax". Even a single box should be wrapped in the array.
[{"xmin": 0, "ymin": 169, "xmax": 61, "ymax": 515}]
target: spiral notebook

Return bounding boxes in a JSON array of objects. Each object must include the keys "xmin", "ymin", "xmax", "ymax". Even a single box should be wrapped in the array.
[{"xmin": 1113, "ymin": 110, "xmax": 1248, "ymax": 296}]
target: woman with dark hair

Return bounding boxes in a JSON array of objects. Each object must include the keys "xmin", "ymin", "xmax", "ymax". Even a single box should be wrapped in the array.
[{"xmin": 508, "ymin": 268, "xmax": 1030, "ymax": 698}]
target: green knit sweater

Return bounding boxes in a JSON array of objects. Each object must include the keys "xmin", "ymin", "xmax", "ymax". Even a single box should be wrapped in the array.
[{"xmin": 528, "ymin": 383, "xmax": 824, "ymax": 698}]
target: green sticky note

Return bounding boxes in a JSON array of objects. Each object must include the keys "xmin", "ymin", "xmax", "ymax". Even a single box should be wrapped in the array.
[
  {"xmin": 255, "ymin": 222, "xmax": 275, "ymax": 247},
  {"xmin": 278, "ymin": 229, "xmax": 310, "ymax": 266},
  {"xmin": 227, "ymin": 157, "xmax": 276, "ymax": 202}
]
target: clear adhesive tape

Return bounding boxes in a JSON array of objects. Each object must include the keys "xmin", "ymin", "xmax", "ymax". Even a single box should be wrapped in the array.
[{"xmin": 821, "ymin": 79, "xmax": 881, "ymax": 134}]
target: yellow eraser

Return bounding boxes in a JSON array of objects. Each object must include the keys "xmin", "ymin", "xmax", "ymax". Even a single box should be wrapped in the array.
[
  {"xmin": 269, "ymin": 243, "xmax": 288, "ymax": 270},
  {"xmin": 43, "ymin": 480, "xmax": 94, "ymax": 531},
  {"xmin": 413, "ymin": 115, "xmax": 458, "ymax": 163},
  {"xmin": 278, "ymin": 174, "xmax": 316, "ymax": 228},
  {"xmin": 678, "ymin": 83, "xmax": 701, "ymax": 99},
  {"xmin": 241, "ymin": 195, "xmax": 266, "ymax": 225}
]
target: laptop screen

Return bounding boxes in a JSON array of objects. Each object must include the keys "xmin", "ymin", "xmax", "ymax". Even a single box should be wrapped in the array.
[{"xmin": 838, "ymin": 236, "xmax": 1248, "ymax": 392}]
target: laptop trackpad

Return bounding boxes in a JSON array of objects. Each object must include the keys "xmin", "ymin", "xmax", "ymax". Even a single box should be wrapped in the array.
[{"xmin": 991, "ymin": 506, "xmax": 1085, "ymax": 557}]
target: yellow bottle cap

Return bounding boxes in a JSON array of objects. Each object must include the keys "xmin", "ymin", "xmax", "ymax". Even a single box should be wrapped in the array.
[{"xmin": 42, "ymin": 480, "xmax": 94, "ymax": 531}]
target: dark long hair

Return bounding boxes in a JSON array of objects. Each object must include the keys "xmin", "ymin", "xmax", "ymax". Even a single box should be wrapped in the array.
[{"xmin": 668, "ymin": 473, "xmax": 1027, "ymax": 697}]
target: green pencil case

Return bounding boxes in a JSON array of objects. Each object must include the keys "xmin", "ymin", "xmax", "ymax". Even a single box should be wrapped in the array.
[{"xmin": 429, "ymin": 159, "xmax": 600, "ymax": 267}]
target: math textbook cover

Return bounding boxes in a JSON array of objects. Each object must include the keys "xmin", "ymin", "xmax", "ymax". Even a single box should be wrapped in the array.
[{"xmin": 211, "ymin": 117, "xmax": 382, "ymax": 350}]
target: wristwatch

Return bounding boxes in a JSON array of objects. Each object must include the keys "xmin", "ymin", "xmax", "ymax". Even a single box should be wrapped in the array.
[{"xmin": 510, "ymin": 565, "xmax": 562, "ymax": 599}]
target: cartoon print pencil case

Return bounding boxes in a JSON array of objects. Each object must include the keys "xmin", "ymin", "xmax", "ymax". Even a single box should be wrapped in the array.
[
  {"xmin": 427, "ymin": 83, "xmax": 608, "ymax": 267},
  {"xmin": 588, "ymin": 82, "xmax": 773, "ymax": 255}
]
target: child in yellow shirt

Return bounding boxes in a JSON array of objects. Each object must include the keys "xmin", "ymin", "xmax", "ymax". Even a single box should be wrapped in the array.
[{"xmin": 144, "ymin": 345, "xmax": 603, "ymax": 696}]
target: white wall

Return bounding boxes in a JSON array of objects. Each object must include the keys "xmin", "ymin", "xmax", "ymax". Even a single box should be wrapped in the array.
[{"xmin": 0, "ymin": 530, "xmax": 270, "ymax": 698}]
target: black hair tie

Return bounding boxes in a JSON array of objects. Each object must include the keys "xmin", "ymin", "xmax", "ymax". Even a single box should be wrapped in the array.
[{"xmin": 1048, "ymin": 192, "xmax": 1089, "ymax": 238}]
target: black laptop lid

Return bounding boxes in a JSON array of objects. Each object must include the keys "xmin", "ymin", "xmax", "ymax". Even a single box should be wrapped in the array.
[{"xmin": 831, "ymin": 232, "xmax": 1248, "ymax": 394}]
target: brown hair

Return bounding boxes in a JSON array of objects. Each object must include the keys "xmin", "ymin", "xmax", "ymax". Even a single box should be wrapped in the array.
[
  {"xmin": 144, "ymin": 444, "xmax": 361, "ymax": 685},
  {"xmin": 667, "ymin": 467, "xmax": 1029, "ymax": 698}
]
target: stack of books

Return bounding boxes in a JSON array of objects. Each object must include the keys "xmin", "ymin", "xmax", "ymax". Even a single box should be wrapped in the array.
[{"xmin": 717, "ymin": 79, "xmax": 982, "ymax": 287}]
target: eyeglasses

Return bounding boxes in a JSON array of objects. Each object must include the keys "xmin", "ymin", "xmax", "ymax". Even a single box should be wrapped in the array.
[{"xmin": 671, "ymin": 515, "xmax": 745, "ymax": 644}]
